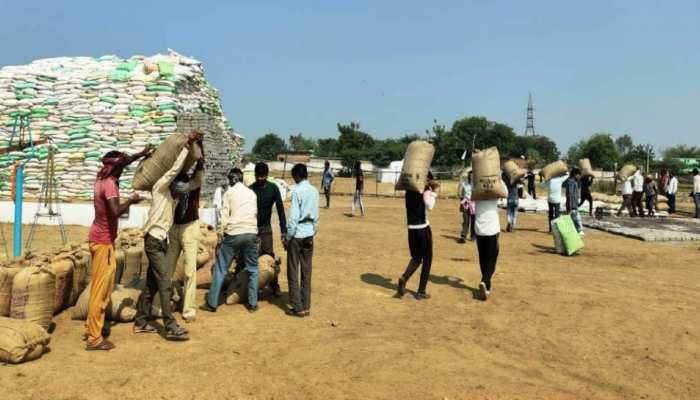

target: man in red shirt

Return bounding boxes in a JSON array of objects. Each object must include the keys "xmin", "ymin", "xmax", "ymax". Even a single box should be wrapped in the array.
[{"xmin": 85, "ymin": 147, "xmax": 151, "ymax": 351}]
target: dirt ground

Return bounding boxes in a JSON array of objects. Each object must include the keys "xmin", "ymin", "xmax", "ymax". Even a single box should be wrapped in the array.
[{"xmin": 1, "ymin": 197, "xmax": 699, "ymax": 400}]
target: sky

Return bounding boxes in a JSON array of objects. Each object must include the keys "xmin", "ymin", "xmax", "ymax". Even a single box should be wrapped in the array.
[{"xmin": 1, "ymin": 1, "xmax": 698, "ymax": 154}]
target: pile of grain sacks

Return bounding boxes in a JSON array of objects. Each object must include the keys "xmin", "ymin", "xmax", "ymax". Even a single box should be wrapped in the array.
[{"xmin": 0, "ymin": 50, "xmax": 243, "ymax": 201}]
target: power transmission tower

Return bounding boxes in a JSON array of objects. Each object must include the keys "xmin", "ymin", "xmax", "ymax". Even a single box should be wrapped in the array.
[{"xmin": 524, "ymin": 93, "xmax": 536, "ymax": 136}]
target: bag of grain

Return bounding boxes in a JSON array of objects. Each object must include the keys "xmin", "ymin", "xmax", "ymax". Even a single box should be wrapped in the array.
[
  {"xmin": 578, "ymin": 158, "xmax": 594, "ymax": 177},
  {"xmin": 471, "ymin": 147, "xmax": 507, "ymax": 200},
  {"xmin": 47, "ymin": 259, "xmax": 74, "ymax": 315},
  {"xmin": 0, "ymin": 317, "xmax": 51, "ymax": 364},
  {"xmin": 394, "ymin": 140, "xmax": 435, "ymax": 193},
  {"xmin": 0, "ymin": 265, "xmax": 23, "ymax": 317},
  {"xmin": 224, "ymin": 255, "xmax": 280, "ymax": 305},
  {"xmin": 541, "ymin": 161, "xmax": 569, "ymax": 181},
  {"xmin": 196, "ymin": 256, "xmax": 215, "ymax": 289},
  {"xmin": 618, "ymin": 164, "xmax": 636, "ymax": 180},
  {"xmin": 553, "ymin": 215, "xmax": 584, "ymax": 256},
  {"xmin": 71, "ymin": 284, "xmax": 141, "ymax": 322},
  {"xmin": 132, "ymin": 133, "xmax": 201, "ymax": 190},
  {"xmin": 503, "ymin": 160, "xmax": 525, "ymax": 183},
  {"xmin": 10, "ymin": 266, "xmax": 56, "ymax": 330}
]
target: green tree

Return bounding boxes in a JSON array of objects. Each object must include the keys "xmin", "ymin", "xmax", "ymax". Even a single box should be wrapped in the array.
[
  {"xmin": 369, "ymin": 138, "xmax": 407, "ymax": 167},
  {"xmin": 511, "ymin": 135, "xmax": 560, "ymax": 166},
  {"xmin": 566, "ymin": 133, "xmax": 620, "ymax": 170},
  {"xmin": 252, "ymin": 133, "xmax": 286, "ymax": 161},
  {"xmin": 316, "ymin": 138, "xmax": 340, "ymax": 157},
  {"xmin": 337, "ymin": 122, "xmax": 375, "ymax": 166},
  {"xmin": 431, "ymin": 117, "xmax": 517, "ymax": 167},
  {"xmin": 615, "ymin": 134, "xmax": 634, "ymax": 158},
  {"xmin": 288, "ymin": 132, "xmax": 316, "ymax": 152},
  {"xmin": 662, "ymin": 145, "xmax": 700, "ymax": 159},
  {"xmin": 623, "ymin": 144, "xmax": 654, "ymax": 166}
]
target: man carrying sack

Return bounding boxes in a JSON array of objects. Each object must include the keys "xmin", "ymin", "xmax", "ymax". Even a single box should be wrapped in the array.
[
  {"xmin": 133, "ymin": 132, "xmax": 201, "ymax": 341},
  {"xmin": 85, "ymin": 146, "xmax": 152, "ymax": 351}
]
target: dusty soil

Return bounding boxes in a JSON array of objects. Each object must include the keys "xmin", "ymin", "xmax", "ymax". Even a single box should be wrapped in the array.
[{"xmin": 1, "ymin": 197, "xmax": 699, "ymax": 399}]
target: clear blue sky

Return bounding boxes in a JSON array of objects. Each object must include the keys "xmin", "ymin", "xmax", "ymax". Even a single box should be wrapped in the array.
[{"xmin": 2, "ymin": 1, "xmax": 698, "ymax": 154}]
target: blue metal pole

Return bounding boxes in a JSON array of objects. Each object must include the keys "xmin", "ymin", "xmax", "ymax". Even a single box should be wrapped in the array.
[{"xmin": 13, "ymin": 163, "xmax": 24, "ymax": 257}]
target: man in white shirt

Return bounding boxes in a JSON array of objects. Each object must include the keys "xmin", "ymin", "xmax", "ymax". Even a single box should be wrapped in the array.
[
  {"xmin": 631, "ymin": 169, "xmax": 645, "ymax": 217},
  {"xmin": 472, "ymin": 180, "xmax": 507, "ymax": 301},
  {"xmin": 544, "ymin": 175, "xmax": 566, "ymax": 232},
  {"xmin": 201, "ymin": 168, "xmax": 260, "ymax": 313},
  {"xmin": 693, "ymin": 168, "xmax": 700, "ymax": 218},
  {"xmin": 617, "ymin": 176, "xmax": 634, "ymax": 217},
  {"xmin": 665, "ymin": 173, "xmax": 679, "ymax": 214}
]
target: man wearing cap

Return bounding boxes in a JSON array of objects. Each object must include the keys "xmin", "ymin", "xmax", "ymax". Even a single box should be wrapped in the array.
[{"xmin": 85, "ymin": 145, "xmax": 152, "ymax": 351}]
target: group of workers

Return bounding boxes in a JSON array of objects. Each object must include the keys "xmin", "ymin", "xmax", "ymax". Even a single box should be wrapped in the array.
[{"xmin": 85, "ymin": 133, "xmax": 319, "ymax": 351}]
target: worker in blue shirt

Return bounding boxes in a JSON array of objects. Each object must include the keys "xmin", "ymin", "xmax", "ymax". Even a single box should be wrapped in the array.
[{"xmin": 284, "ymin": 163, "xmax": 320, "ymax": 317}]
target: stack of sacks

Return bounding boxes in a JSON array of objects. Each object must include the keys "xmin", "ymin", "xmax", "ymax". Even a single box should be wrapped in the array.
[{"xmin": 0, "ymin": 50, "xmax": 243, "ymax": 200}]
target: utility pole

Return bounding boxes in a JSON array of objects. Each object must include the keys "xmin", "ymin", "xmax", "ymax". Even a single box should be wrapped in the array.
[{"xmin": 646, "ymin": 144, "xmax": 651, "ymax": 173}]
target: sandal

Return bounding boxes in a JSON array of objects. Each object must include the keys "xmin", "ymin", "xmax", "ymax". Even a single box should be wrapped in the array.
[
  {"xmin": 86, "ymin": 339, "xmax": 116, "ymax": 351},
  {"xmin": 133, "ymin": 323, "xmax": 158, "ymax": 334},
  {"xmin": 165, "ymin": 326, "xmax": 190, "ymax": 341}
]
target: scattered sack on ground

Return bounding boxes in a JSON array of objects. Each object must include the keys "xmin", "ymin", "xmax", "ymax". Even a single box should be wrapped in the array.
[
  {"xmin": 471, "ymin": 147, "xmax": 507, "ymax": 200},
  {"xmin": 224, "ymin": 255, "xmax": 280, "ymax": 305},
  {"xmin": 47, "ymin": 259, "xmax": 74, "ymax": 315},
  {"xmin": 132, "ymin": 133, "xmax": 201, "ymax": 190},
  {"xmin": 503, "ymin": 160, "xmax": 525, "ymax": 183},
  {"xmin": 10, "ymin": 266, "xmax": 56, "ymax": 330},
  {"xmin": 0, "ymin": 265, "xmax": 23, "ymax": 317},
  {"xmin": 541, "ymin": 161, "xmax": 569, "ymax": 181},
  {"xmin": 579, "ymin": 158, "xmax": 594, "ymax": 177},
  {"xmin": 553, "ymin": 215, "xmax": 584, "ymax": 256},
  {"xmin": 394, "ymin": 140, "xmax": 435, "ymax": 193},
  {"xmin": 196, "ymin": 257, "xmax": 215, "ymax": 289},
  {"xmin": 618, "ymin": 164, "xmax": 636, "ymax": 180},
  {"xmin": 0, "ymin": 317, "xmax": 51, "ymax": 364},
  {"xmin": 196, "ymin": 244, "xmax": 210, "ymax": 268},
  {"xmin": 71, "ymin": 284, "xmax": 141, "ymax": 322}
]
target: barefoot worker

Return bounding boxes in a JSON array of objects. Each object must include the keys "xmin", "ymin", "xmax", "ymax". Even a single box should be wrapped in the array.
[
  {"xmin": 284, "ymin": 164, "xmax": 320, "ymax": 317},
  {"xmin": 249, "ymin": 162, "xmax": 286, "ymax": 296},
  {"xmin": 397, "ymin": 172, "xmax": 438, "ymax": 300},
  {"xmin": 133, "ymin": 133, "xmax": 201, "ymax": 341},
  {"xmin": 85, "ymin": 146, "xmax": 152, "ymax": 351},
  {"xmin": 201, "ymin": 168, "xmax": 260, "ymax": 313}
]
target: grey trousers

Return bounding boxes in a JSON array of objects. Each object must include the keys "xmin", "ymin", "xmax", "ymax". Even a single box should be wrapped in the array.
[{"xmin": 287, "ymin": 236, "xmax": 314, "ymax": 312}]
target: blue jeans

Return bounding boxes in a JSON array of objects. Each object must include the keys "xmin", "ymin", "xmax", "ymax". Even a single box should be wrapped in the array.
[
  {"xmin": 570, "ymin": 210, "xmax": 582, "ymax": 232},
  {"xmin": 506, "ymin": 202, "xmax": 518, "ymax": 228},
  {"xmin": 207, "ymin": 233, "xmax": 259, "ymax": 308},
  {"xmin": 694, "ymin": 193, "xmax": 700, "ymax": 218}
]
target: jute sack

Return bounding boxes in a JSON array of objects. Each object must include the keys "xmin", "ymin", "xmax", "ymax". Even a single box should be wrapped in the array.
[
  {"xmin": 541, "ymin": 161, "xmax": 569, "ymax": 181},
  {"xmin": 503, "ymin": 160, "xmax": 525, "ymax": 183},
  {"xmin": 395, "ymin": 141, "xmax": 434, "ymax": 193},
  {"xmin": 0, "ymin": 265, "xmax": 23, "ymax": 317},
  {"xmin": 618, "ymin": 164, "xmax": 636, "ymax": 180},
  {"xmin": 121, "ymin": 244, "xmax": 144, "ymax": 286},
  {"xmin": 47, "ymin": 259, "xmax": 74, "ymax": 315},
  {"xmin": 196, "ymin": 256, "xmax": 215, "ymax": 289},
  {"xmin": 196, "ymin": 244, "xmax": 210, "ymax": 268},
  {"xmin": 579, "ymin": 158, "xmax": 594, "ymax": 177},
  {"xmin": 71, "ymin": 284, "xmax": 140, "ymax": 322},
  {"xmin": 224, "ymin": 255, "xmax": 280, "ymax": 305},
  {"xmin": 199, "ymin": 224, "xmax": 219, "ymax": 250},
  {"xmin": 132, "ymin": 133, "xmax": 201, "ymax": 190},
  {"xmin": 0, "ymin": 317, "xmax": 51, "ymax": 364},
  {"xmin": 10, "ymin": 266, "xmax": 56, "ymax": 330},
  {"xmin": 472, "ymin": 147, "xmax": 507, "ymax": 200}
]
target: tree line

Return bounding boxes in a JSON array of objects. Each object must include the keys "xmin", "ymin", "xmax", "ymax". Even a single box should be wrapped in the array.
[{"xmin": 250, "ymin": 116, "xmax": 698, "ymax": 174}]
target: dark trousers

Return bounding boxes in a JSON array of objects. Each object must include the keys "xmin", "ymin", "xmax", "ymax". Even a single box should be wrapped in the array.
[
  {"xmin": 135, "ymin": 234, "xmax": 176, "ymax": 331},
  {"xmin": 402, "ymin": 226, "xmax": 433, "ymax": 293},
  {"xmin": 476, "ymin": 234, "xmax": 499, "ymax": 291},
  {"xmin": 528, "ymin": 185, "xmax": 536, "ymax": 199},
  {"xmin": 667, "ymin": 193, "xmax": 676, "ymax": 214},
  {"xmin": 323, "ymin": 186, "xmax": 331, "ymax": 208},
  {"xmin": 617, "ymin": 194, "xmax": 633, "ymax": 216},
  {"xmin": 548, "ymin": 202, "xmax": 561, "ymax": 231},
  {"xmin": 460, "ymin": 212, "xmax": 475, "ymax": 239},
  {"xmin": 258, "ymin": 225, "xmax": 279, "ymax": 291},
  {"xmin": 287, "ymin": 236, "xmax": 314, "ymax": 312},
  {"xmin": 645, "ymin": 195, "xmax": 656, "ymax": 216},
  {"xmin": 631, "ymin": 191, "xmax": 645, "ymax": 217},
  {"xmin": 579, "ymin": 191, "xmax": 593, "ymax": 214},
  {"xmin": 694, "ymin": 193, "xmax": 700, "ymax": 218}
]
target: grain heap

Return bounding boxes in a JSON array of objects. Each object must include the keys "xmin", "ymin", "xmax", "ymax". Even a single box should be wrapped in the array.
[{"xmin": 0, "ymin": 50, "xmax": 243, "ymax": 201}]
